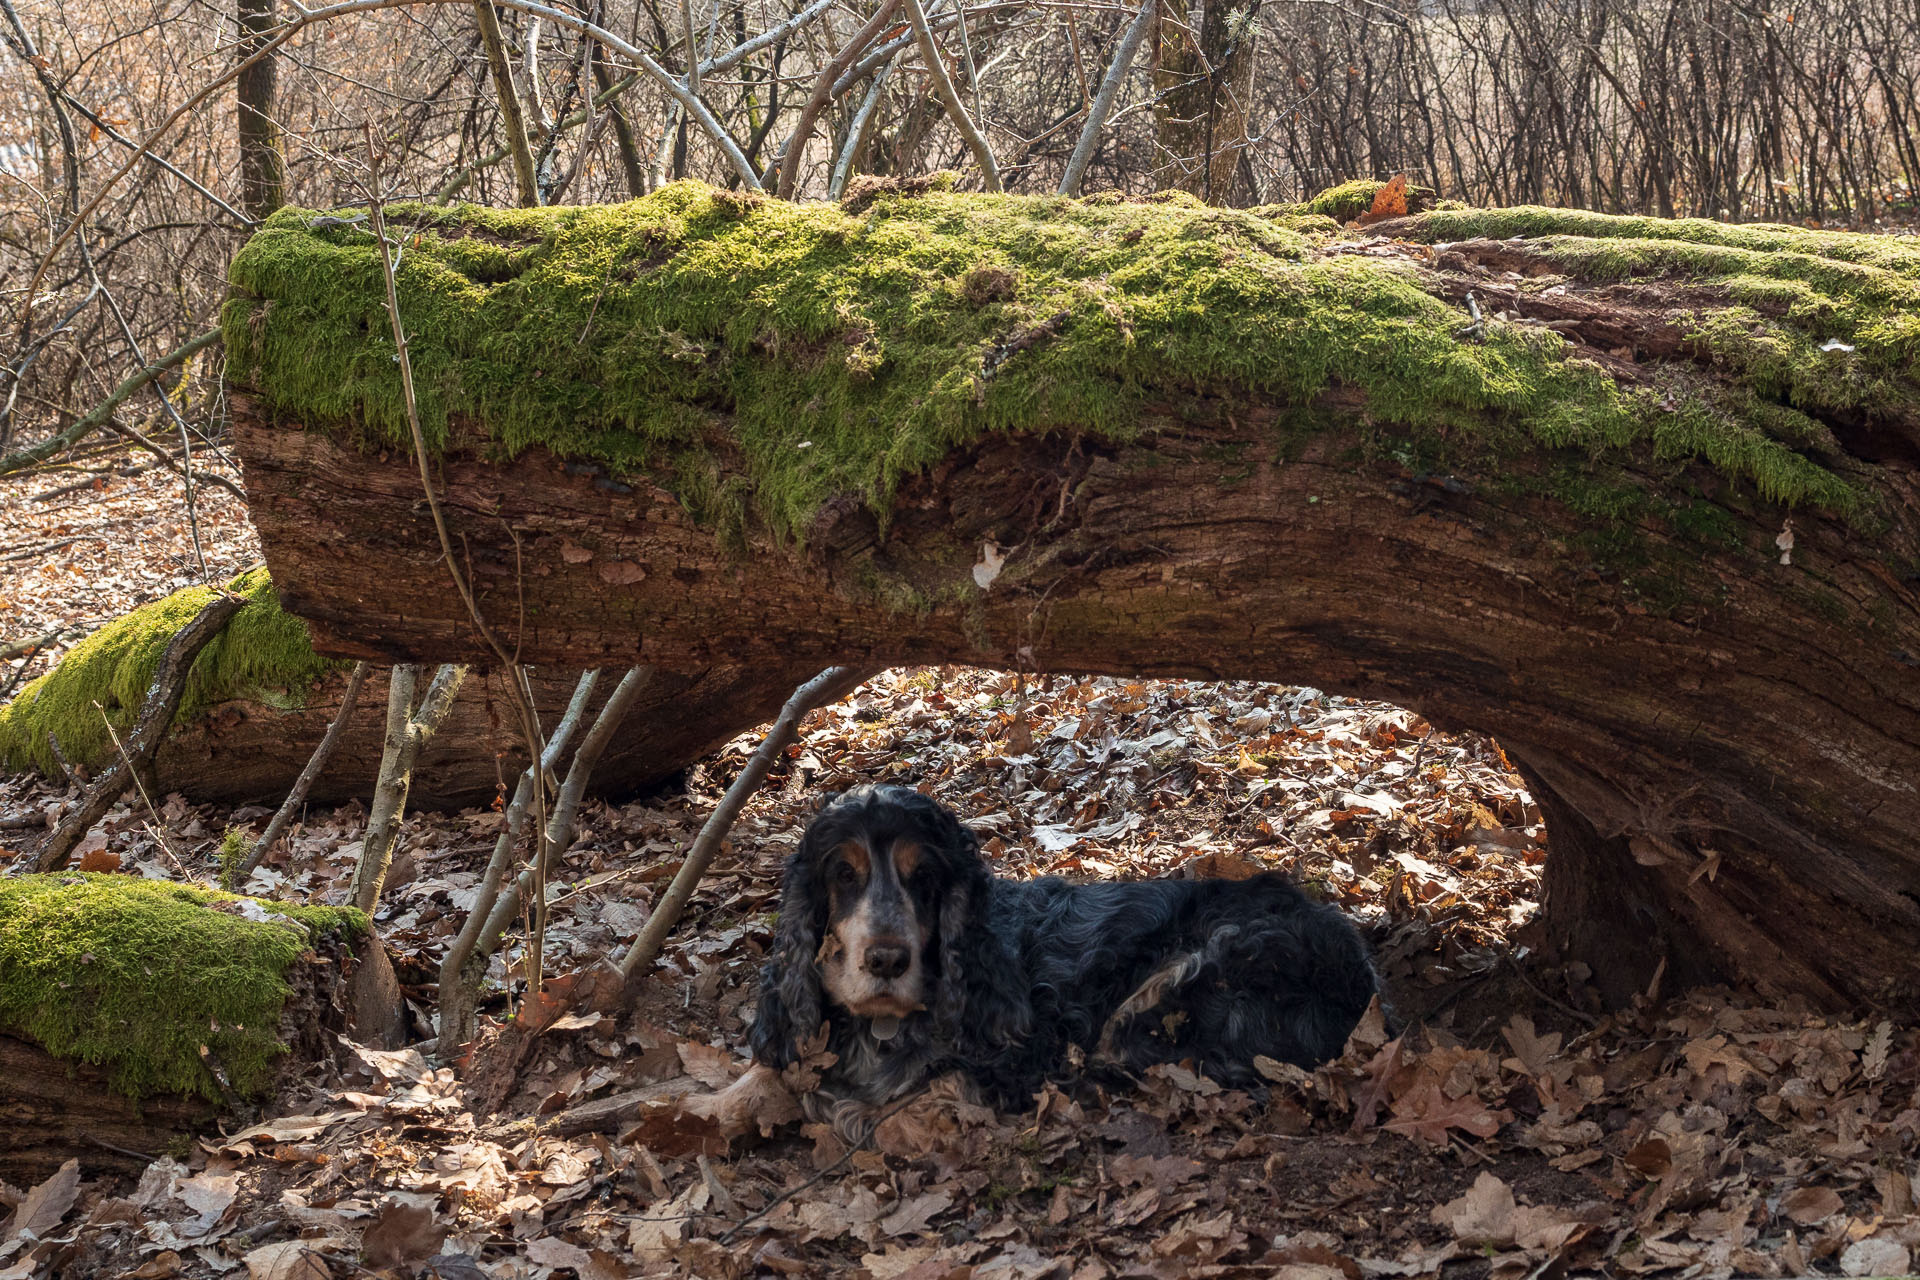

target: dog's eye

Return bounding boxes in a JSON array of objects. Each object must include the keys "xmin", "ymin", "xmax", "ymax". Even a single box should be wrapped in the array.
[{"xmin": 834, "ymin": 861, "xmax": 859, "ymax": 887}]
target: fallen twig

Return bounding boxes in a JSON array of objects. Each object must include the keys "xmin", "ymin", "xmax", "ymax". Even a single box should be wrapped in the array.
[
  {"xmin": 617, "ymin": 665, "xmax": 865, "ymax": 984},
  {"xmin": 235, "ymin": 659, "xmax": 370, "ymax": 883}
]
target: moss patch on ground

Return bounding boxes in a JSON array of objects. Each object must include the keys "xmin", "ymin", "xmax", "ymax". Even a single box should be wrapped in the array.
[
  {"xmin": 0, "ymin": 567, "xmax": 341, "ymax": 776},
  {"xmin": 225, "ymin": 184, "xmax": 1902, "ymax": 552},
  {"xmin": 0, "ymin": 874, "xmax": 364, "ymax": 1098}
]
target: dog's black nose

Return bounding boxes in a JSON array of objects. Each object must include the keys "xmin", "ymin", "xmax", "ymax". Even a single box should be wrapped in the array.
[{"xmin": 864, "ymin": 943, "xmax": 911, "ymax": 979}]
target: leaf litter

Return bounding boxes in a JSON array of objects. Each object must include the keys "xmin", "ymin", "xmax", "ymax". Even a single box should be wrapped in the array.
[{"xmin": 2, "ymin": 479, "xmax": 1918, "ymax": 1279}]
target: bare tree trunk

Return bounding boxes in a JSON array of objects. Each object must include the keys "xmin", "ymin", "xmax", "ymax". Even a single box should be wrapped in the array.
[
  {"xmin": 474, "ymin": 0, "xmax": 541, "ymax": 206},
  {"xmin": 235, "ymin": 0, "xmax": 286, "ymax": 220},
  {"xmin": 1151, "ymin": 0, "xmax": 1258, "ymax": 201},
  {"xmin": 593, "ymin": 60, "xmax": 649, "ymax": 196}
]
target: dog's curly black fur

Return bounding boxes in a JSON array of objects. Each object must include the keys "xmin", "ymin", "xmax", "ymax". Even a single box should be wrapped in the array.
[{"xmin": 750, "ymin": 784, "xmax": 1379, "ymax": 1113}]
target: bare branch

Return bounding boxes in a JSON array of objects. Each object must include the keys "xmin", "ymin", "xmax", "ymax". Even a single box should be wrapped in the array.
[
  {"xmin": 903, "ymin": 0, "xmax": 1002, "ymax": 190},
  {"xmin": 1059, "ymin": 0, "xmax": 1154, "ymax": 195}
]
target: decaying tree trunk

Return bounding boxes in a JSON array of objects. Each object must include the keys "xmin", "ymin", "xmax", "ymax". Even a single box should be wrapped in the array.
[
  {"xmin": 223, "ymin": 186, "xmax": 1920, "ymax": 1017},
  {"xmin": 36, "ymin": 593, "xmax": 245, "ymax": 871},
  {"xmin": 2, "ymin": 583, "xmax": 851, "ymax": 809},
  {"xmin": 165, "ymin": 659, "xmax": 840, "ymax": 808},
  {"xmin": 0, "ymin": 880, "xmax": 403, "ymax": 1182}
]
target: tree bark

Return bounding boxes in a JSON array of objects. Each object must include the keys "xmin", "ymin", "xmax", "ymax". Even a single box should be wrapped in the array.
[
  {"xmin": 236, "ymin": 0, "xmax": 286, "ymax": 219},
  {"xmin": 143, "ymin": 657, "xmax": 855, "ymax": 809},
  {"xmin": 1151, "ymin": 0, "xmax": 1258, "ymax": 201},
  {"xmin": 224, "ymin": 195, "xmax": 1920, "ymax": 1018}
]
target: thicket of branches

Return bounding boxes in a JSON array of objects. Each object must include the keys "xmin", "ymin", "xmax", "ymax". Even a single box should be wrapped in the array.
[{"xmin": 2, "ymin": 0, "xmax": 1916, "ymax": 464}]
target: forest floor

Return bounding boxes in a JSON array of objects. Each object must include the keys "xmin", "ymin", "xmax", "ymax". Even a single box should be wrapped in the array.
[{"xmin": 1, "ymin": 458, "xmax": 1917, "ymax": 1280}]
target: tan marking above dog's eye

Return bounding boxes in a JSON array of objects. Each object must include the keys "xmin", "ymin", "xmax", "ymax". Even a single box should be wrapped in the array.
[
  {"xmin": 892, "ymin": 840, "xmax": 923, "ymax": 879},
  {"xmin": 832, "ymin": 842, "xmax": 870, "ymax": 885}
]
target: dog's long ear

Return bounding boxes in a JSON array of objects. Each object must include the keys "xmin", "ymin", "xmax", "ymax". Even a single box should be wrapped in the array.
[
  {"xmin": 933, "ymin": 832, "xmax": 1032, "ymax": 1059},
  {"xmin": 750, "ymin": 849, "xmax": 826, "ymax": 1068}
]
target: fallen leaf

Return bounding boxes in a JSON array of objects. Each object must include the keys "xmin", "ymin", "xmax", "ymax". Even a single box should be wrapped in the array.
[
  {"xmin": 1431, "ymin": 1172, "xmax": 1515, "ymax": 1245},
  {"xmin": 1357, "ymin": 174, "xmax": 1409, "ymax": 224},
  {"xmin": 243, "ymin": 1239, "xmax": 337, "ymax": 1280},
  {"xmin": 360, "ymin": 1197, "xmax": 447, "ymax": 1268},
  {"xmin": 880, "ymin": 1191, "xmax": 955, "ymax": 1237},
  {"xmin": 677, "ymin": 1040, "xmax": 738, "ymax": 1089},
  {"xmin": 6, "ymin": 1158, "xmax": 79, "ymax": 1242},
  {"xmin": 1840, "ymin": 1237, "xmax": 1910, "ymax": 1277},
  {"xmin": 525, "ymin": 1236, "xmax": 593, "ymax": 1269},
  {"xmin": 1780, "ymin": 1185, "xmax": 1845, "ymax": 1225}
]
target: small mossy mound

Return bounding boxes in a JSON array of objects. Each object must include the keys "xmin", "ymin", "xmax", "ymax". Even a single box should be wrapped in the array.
[
  {"xmin": 1287, "ymin": 178, "xmax": 1442, "ymax": 222},
  {"xmin": 0, "ymin": 567, "xmax": 341, "ymax": 777},
  {"xmin": 0, "ymin": 874, "xmax": 365, "ymax": 1098},
  {"xmin": 225, "ymin": 184, "xmax": 1895, "ymax": 550}
]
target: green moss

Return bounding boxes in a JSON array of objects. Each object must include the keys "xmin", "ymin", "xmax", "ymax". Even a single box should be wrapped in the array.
[
  {"xmin": 1283, "ymin": 179, "xmax": 1441, "ymax": 223},
  {"xmin": 0, "ymin": 874, "xmax": 365, "ymax": 1098},
  {"xmin": 1402, "ymin": 207, "xmax": 1920, "ymax": 279},
  {"xmin": 0, "ymin": 567, "xmax": 342, "ymax": 776},
  {"xmin": 226, "ymin": 184, "xmax": 1893, "ymax": 558}
]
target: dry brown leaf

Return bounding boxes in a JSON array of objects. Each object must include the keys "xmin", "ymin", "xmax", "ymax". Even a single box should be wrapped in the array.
[
  {"xmin": 879, "ymin": 1191, "xmax": 955, "ymax": 1238},
  {"xmin": 1430, "ymin": 1172, "xmax": 1516, "ymax": 1244},
  {"xmin": 77, "ymin": 845, "xmax": 122, "ymax": 872},
  {"xmin": 242, "ymin": 1239, "xmax": 338, "ymax": 1280},
  {"xmin": 1840, "ymin": 1237, "xmax": 1911, "ymax": 1277},
  {"xmin": 1500, "ymin": 1015, "xmax": 1562, "ymax": 1077},
  {"xmin": 5, "ymin": 1158, "xmax": 79, "ymax": 1242},
  {"xmin": 1779, "ymin": 1185, "xmax": 1845, "ymax": 1225},
  {"xmin": 1357, "ymin": 174, "xmax": 1409, "ymax": 224},
  {"xmin": 1383, "ymin": 1073, "xmax": 1510, "ymax": 1144},
  {"xmin": 359, "ymin": 1197, "xmax": 447, "ymax": 1268},
  {"xmin": 121, "ymin": 1250, "xmax": 183, "ymax": 1279},
  {"xmin": 524, "ymin": 1236, "xmax": 594, "ymax": 1270},
  {"xmin": 677, "ymin": 1039, "xmax": 739, "ymax": 1089}
]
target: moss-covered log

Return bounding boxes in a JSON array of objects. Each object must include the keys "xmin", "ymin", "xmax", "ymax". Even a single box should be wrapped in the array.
[
  {"xmin": 226, "ymin": 182, "xmax": 1920, "ymax": 1016},
  {"xmin": 0, "ymin": 569, "xmax": 841, "ymax": 809},
  {"xmin": 0, "ymin": 874, "xmax": 397, "ymax": 1180}
]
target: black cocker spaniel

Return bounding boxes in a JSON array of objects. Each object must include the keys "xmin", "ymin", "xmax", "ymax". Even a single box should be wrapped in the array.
[{"xmin": 712, "ymin": 784, "xmax": 1379, "ymax": 1128}]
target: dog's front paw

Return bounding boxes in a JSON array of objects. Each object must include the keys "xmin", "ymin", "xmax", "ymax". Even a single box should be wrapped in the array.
[{"xmin": 680, "ymin": 1062, "xmax": 803, "ymax": 1137}]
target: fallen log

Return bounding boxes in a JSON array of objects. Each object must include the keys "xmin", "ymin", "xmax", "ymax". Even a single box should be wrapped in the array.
[
  {"xmin": 225, "ymin": 183, "xmax": 1920, "ymax": 1016},
  {"xmin": 0, "ymin": 569, "xmax": 844, "ymax": 809},
  {"xmin": 36, "ymin": 591, "xmax": 245, "ymax": 870},
  {"xmin": 0, "ymin": 873, "xmax": 399, "ymax": 1181}
]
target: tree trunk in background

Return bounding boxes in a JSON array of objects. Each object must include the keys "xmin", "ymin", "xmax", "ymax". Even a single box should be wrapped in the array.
[
  {"xmin": 236, "ymin": 0, "xmax": 285, "ymax": 220},
  {"xmin": 474, "ymin": 0, "xmax": 540, "ymax": 207},
  {"xmin": 1151, "ymin": 0, "xmax": 1259, "ymax": 201}
]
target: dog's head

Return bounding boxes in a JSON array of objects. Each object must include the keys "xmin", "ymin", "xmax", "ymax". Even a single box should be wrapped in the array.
[{"xmin": 750, "ymin": 785, "xmax": 1030, "ymax": 1068}]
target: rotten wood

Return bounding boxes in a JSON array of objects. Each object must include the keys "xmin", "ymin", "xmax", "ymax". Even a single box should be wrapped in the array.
[
  {"xmin": 231, "ymin": 392, "xmax": 1920, "ymax": 1017},
  {"xmin": 0, "ymin": 930, "xmax": 403, "ymax": 1182},
  {"xmin": 143, "ymin": 658, "xmax": 855, "ymax": 810}
]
